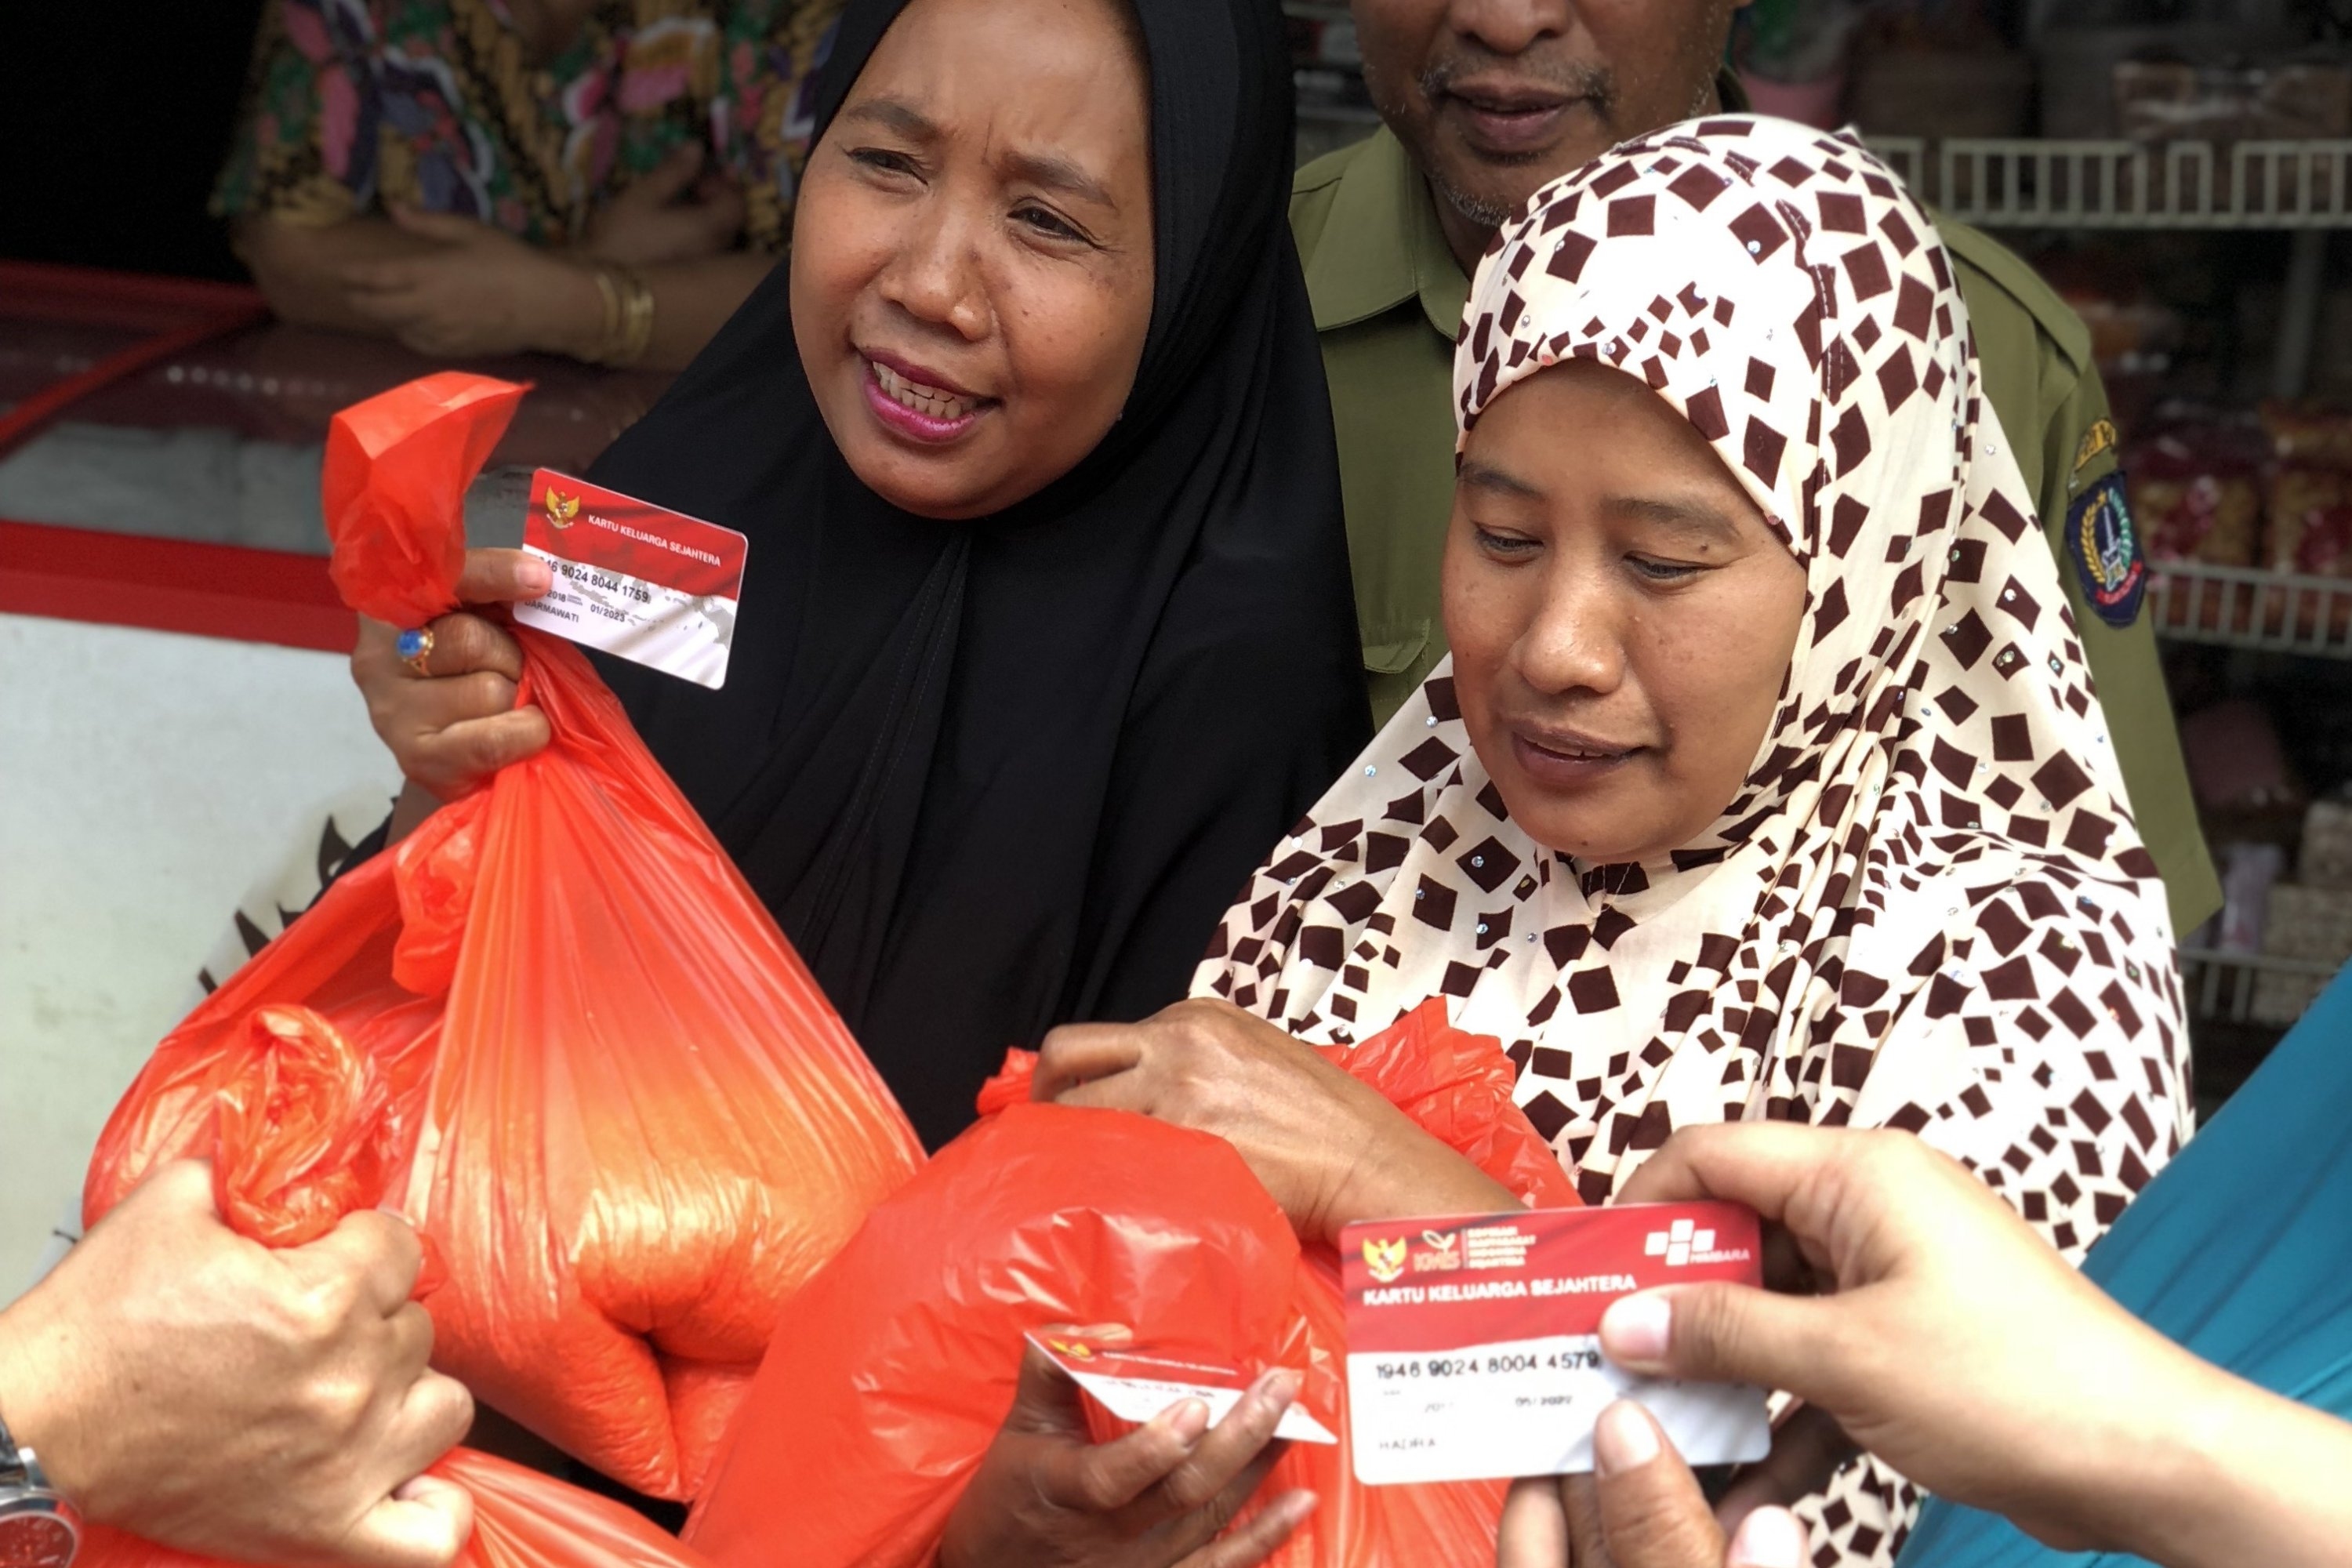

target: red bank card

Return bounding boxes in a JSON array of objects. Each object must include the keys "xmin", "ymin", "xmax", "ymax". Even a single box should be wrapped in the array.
[
  {"xmin": 514, "ymin": 469, "xmax": 749, "ymax": 689},
  {"xmin": 1340, "ymin": 1203, "xmax": 1770, "ymax": 1484}
]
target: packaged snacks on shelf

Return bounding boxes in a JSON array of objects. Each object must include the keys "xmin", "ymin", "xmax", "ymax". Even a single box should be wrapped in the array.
[
  {"xmin": 2301, "ymin": 798, "xmax": 2352, "ymax": 891},
  {"xmin": 2254, "ymin": 884, "xmax": 2352, "ymax": 1024},
  {"xmin": 2262, "ymin": 466, "xmax": 2352, "ymax": 641},
  {"xmin": 2261, "ymin": 401, "xmax": 2352, "ymax": 472},
  {"xmin": 2131, "ymin": 420, "xmax": 2265, "ymax": 569},
  {"xmin": 2114, "ymin": 58, "xmax": 2352, "ymax": 143}
]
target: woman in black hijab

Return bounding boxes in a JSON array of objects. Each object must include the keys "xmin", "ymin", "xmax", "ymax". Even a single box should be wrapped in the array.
[{"xmin": 349, "ymin": 0, "xmax": 1368, "ymax": 1152}]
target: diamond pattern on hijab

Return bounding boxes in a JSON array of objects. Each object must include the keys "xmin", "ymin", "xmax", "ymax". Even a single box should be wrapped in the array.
[{"xmin": 1195, "ymin": 117, "xmax": 2190, "ymax": 1566}]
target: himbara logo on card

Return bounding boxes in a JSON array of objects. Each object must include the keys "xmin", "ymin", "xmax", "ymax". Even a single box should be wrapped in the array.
[{"xmin": 1643, "ymin": 1218, "xmax": 1749, "ymax": 1269}]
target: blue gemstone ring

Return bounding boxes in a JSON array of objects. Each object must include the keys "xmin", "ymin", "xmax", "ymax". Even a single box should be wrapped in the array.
[{"xmin": 395, "ymin": 625, "xmax": 435, "ymax": 677}]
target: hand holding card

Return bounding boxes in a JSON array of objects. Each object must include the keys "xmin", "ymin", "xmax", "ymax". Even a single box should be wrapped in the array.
[
  {"xmin": 1027, "ymin": 1331, "xmax": 1338, "ymax": 1446},
  {"xmin": 515, "ymin": 470, "xmax": 748, "ymax": 690},
  {"xmin": 1340, "ymin": 1203, "xmax": 1770, "ymax": 1486}
]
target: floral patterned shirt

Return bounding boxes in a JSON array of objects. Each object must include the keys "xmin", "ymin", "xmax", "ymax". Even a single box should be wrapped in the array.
[{"xmin": 214, "ymin": 0, "xmax": 840, "ymax": 252}]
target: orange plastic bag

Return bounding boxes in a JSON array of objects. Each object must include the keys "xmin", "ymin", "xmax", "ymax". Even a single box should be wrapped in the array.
[
  {"xmin": 77, "ymin": 1004, "xmax": 717, "ymax": 1568},
  {"xmin": 689, "ymin": 1000, "xmax": 1577, "ymax": 1567},
  {"xmin": 87, "ymin": 372, "xmax": 924, "ymax": 1501}
]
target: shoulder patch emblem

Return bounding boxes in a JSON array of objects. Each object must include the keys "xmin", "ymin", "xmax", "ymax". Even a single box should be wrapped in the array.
[
  {"xmin": 2068, "ymin": 470, "xmax": 2145, "ymax": 629},
  {"xmin": 2071, "ymin": 418, "xmax": 2118, "ymax": 485}
]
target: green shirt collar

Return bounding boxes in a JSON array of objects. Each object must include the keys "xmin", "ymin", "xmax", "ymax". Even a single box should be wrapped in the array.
[
  {"xmin": 1301, "ymin": 71, "xmax": 1750, "ymax": 343},
  {"xmin": 1301, "ymin": 126, "xmax": 1471, "ymax": 341}
]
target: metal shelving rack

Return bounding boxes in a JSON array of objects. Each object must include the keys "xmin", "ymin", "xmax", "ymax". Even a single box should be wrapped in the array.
[
  {"xmin": 1870, "ymin": 136, "xmax": 2350, "ymax": 401},
  {"xmin": 2146, "ymin": 561, "xmax": 2352, "ymax": 658},
  {"xmin": 2175, "ymin": 946, "xmax": 2343, "ymax": 1027},
  {"xmin": 1876, "ymin": 137, "xmax": 2352, "ymax": 228},
  {"xmin": 1870, "ymin": 134, "xmax": 2352, "ymax": 1033}
]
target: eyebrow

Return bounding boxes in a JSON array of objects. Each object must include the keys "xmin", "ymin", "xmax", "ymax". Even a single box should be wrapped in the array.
[
  {"xmin": 1603, "ymin": 495, "xmax": 1745, "ymax": 546},
  {"xmin": 840, "ymin": 96, "xmax": 935, "ymax": 140},
  {"xmin": 841, "ymin": 96, "xmax": 1119, "ymax": 212},
  {"xmin": 1003, "ymin": 148, "xmax": 1118, "ymax": 210},
  {"xmin": 1457, "ymin": 460, "xmax": 1545, "ymax": 501}
]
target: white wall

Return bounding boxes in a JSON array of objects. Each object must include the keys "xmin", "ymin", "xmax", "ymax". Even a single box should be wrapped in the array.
[{"xmin": 0, "ymin": 613, "xmax": 395, "ymax": 1294}]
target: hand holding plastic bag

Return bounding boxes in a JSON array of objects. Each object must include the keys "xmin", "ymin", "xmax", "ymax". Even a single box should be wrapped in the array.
[
  {"xmin": 321, "ymin": 371, "xmax": 524, "ymax": 630},
  {"xmin": 691, "ymin": 1000, "xmax": 1575, "ymax": 1567},
  {"xmin": 76, "ymin": 1004, "xmax": 720, "ymax": 1568},
  {"xmin": 89, "ymin": 373, "xmax": 924, "ymax": 1499}
]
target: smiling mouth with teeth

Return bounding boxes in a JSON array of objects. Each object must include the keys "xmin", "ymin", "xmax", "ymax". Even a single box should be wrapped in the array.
[{"xmin": 870, "ymin": 359, "xmax": 982, "ymax": 422}]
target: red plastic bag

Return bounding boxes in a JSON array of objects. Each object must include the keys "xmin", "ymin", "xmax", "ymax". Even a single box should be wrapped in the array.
[
  {"xmin": 77, "ymin": 1003, "xmax": 720, "ymax": 1568},
  {"xmin": 690, "ymin": 1000, "xmax": 1576, "ymax": 1567},
  {"xmin": 88, "ymin": 373, "xmax": 924, "ymax": 1500},
  {"xmin": 80, "ymin": 1436, "xmax": 713, "ymax": 1568}
]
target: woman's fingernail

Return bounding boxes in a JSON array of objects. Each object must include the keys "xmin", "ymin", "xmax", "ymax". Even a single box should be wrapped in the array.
[
  {"xmin": 1254, "ymin": 1367, "xmax": 1301, "ymax": 1405},
  {"xmin": 376, "ymin": 1202, "xmax": 412, "ymax": 1224},
  {"xmin": 1276, "ymin": 1490, "xmax": 1319, "ymax": 1528},
  {"xmin": 517, "ymin": 560, "xmax": 553, "ymax": 593},
  {"xmin": 1728, "ymin": 1506, "xmax": 1809, "ymax": 1568},
  {"xmin": 1165, "ymin": 1399, "xmax": 1210, "ymax": 1445},
  {"xmin": 1600, "ymin": 1292, "xmax": 1672, "ymax": 1367},
  {"xmin": 1592, "ymin": 1400, "xmax": 1661, "ymax": 1476}
]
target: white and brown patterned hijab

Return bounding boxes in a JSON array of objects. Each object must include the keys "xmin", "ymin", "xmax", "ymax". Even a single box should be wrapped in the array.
[{"xmin": 1196, "ymin": 117, "xmax": 2190, "ymax": 1246}]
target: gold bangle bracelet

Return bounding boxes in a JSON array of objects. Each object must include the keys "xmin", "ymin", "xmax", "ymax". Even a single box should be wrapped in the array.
[
  {"xmin": 611, "ymin": 264, "xmax": 655, "ymax": 368},
  {"xmin": 589, "ymin": 264, "xmax": 623, "ymax": 362},
  {"xmin": 586, "ymin": 263, "xmax": 654, "ymax": 367}
]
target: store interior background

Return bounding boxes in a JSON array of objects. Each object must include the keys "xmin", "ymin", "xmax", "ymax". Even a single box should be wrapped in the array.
[{"xmin": 4, "ymin": 0, "xmax": 2350, "ymax": 1290}]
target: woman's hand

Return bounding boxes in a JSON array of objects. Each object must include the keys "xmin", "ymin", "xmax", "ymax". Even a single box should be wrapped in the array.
[
  {"xmin": 1033, "ymin": 1000, "xmax": 1514, "ymax": 1247},
  {"xmin": 350, "ymin": 550, "xmax": 554, "ymax": 819},
  {"xmin": 579, "ymin": 143, "xmax": 747, "ymax": 268},
  {"xmin": 1496, "ymin": 1403, "xmax": 1809, "ymax": 1568},
  {"xmin": 938, "ymin": 1333, "xmax": 1315, "ymax": 1568},
  {"xmin": 1596, "ymin": 1123, "xmax": 2211, "ymax": 1559},
  {"xmin": 341, "ymin": 209, "xmax": 604, "ymax": 360}
]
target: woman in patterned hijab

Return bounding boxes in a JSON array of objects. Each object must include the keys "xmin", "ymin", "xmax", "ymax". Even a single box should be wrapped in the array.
[{"xmin": 1152, "ymin": 115, "xmax": 2189, "ymax": 1562}]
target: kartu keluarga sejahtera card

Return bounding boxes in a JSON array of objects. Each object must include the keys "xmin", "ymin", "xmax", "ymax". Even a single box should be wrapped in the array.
[
  {"xmin": 1340, "ymin": 1202, "xmax": 1770, "ymax": 1484},
  {"xmin": 514, "ymin": 468, "xmax": 748, "ymax": 690}
]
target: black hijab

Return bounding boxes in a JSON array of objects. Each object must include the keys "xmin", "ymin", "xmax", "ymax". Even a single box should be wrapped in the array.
[{"xmin": 585, "ymin": 0, "xmax": 1367, "ymax": 1149}]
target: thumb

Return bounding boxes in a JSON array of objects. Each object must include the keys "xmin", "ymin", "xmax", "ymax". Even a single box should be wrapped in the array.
[
  {"xmin": 1600, "ymin": 1283, "xmax": 1831, "ymax": 1391},
  {"xmin": 1496, "ymin": 1475, "xmax": 1569, "ymax": 1568},
  {"xmin": 1589, "ymin": 1402, "xmax": 1726, "ymax": 1568},
  {"xmin": 454, "ymin": 548, "xmax": 554, "ymax": 606},
  {"xmin": 337, "ymin": 1474, "xmax": 474, "ymax": 1568},
  {"xmin": 388, "ymin": 205, "xmax": 492, "ymax": 245},
  {"xmin": 1726, "ymin": 1508, "xmax": 1811, "ymax": 1568},
  {"xmin": 1004, "ymin": 1338, "xmax": 1095, "ymax": 1439}
]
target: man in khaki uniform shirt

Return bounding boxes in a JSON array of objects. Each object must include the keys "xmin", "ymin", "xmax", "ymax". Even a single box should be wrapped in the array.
[{"xmin": 1298, "ymin": 1, "xmax": 2220, "ymax": 935}]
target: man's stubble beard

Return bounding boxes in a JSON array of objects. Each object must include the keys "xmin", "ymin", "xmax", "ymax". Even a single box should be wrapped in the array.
[
  {"xmin": 1365, "ymin": 1, "xmax": 1740, "ymax": 234},
  {"xmin": 1363, "ymin": 50, "xmax": 1617, "ymax": 230}
]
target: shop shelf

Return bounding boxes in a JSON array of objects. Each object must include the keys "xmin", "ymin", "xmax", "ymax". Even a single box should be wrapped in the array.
[
  {"xmin": 1915, "ymin": 138, "xmax": 2352, "ymax": 229},
  {"xmin": 2147, "ymin": 560, "xmax": 2352, "ymax": 659},
  {"xmin": 2177, "ymin": 945, "xmax": 2345, "ymax": 1027}
]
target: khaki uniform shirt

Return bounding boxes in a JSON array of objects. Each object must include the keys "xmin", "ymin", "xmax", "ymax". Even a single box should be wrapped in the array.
[{"xmin": 1291, "ymin": 126, "xmax": 2220, "ymax": 935}]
